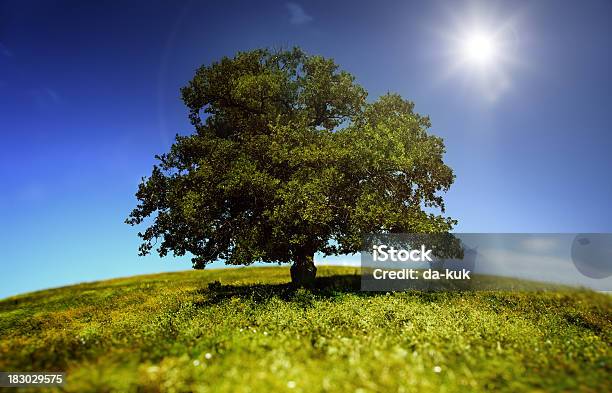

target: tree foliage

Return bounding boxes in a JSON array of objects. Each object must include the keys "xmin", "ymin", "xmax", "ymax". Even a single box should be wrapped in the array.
[{"xmin": 126, "ymin": 47, "xmax": 456, "ymax": 273}]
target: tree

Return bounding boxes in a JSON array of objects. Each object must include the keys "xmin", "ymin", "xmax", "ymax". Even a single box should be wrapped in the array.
[{"xmin": 126, "ymin": 47, "xmax": 457, "ymax": 286}]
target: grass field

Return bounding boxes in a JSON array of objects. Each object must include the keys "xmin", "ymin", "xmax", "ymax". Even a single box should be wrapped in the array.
[{"xmin": 0, "ymin": 266, "xmax": 610, "ymax": 392}]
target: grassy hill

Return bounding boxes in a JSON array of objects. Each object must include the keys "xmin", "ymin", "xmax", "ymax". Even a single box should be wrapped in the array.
[{"xmin": 0, "ymin": 266, "xmax": 610, "ymax": 392}]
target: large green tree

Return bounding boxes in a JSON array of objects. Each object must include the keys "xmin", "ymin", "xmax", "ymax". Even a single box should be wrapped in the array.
[{"xmin": 126, "ymin": 47, "xmax": 456, "ymax": 286}]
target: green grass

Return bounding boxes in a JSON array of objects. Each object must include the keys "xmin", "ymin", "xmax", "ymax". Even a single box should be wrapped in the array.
[{"xmin": 0, "ymin": 266, "xmax": 610, "ymax": 392}]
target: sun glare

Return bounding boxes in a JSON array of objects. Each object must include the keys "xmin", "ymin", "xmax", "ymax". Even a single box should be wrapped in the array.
[
  {"xmin": 434, "ymin": 8, "xmax": 522, "ymax": 102},
  {"xmin": 461, "ymin": 32, "xmax": 498, "ymax": 66}
]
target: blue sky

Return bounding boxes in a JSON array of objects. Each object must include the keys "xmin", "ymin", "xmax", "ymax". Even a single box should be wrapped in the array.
[{"xmin": 1, "ymin": 0, "xmax": 611, "ymax": 298}]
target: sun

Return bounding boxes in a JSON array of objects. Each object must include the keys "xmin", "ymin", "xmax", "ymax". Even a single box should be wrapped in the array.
[
  {"xmin": 433, "ymin": 5, "xmax": 524, "ymax": 101},
  {"xmin": 460, "ymin": 31, "xmax": 499, "ymax": 67}
]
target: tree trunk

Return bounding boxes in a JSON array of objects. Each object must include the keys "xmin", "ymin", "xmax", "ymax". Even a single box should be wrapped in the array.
[{"xmin": 290, "ymin": 252, "xmax": 317, "ymax": 287}]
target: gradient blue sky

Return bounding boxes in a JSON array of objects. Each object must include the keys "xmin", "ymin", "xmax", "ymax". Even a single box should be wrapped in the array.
[{"xmin": 1, "ymin": 0, "xmax": 611, "ymax": 298}]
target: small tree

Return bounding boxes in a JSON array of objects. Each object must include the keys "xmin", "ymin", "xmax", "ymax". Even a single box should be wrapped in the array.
[{"xmin": 126, "ymin": 47, "xmax": 456, "ymax": 286}]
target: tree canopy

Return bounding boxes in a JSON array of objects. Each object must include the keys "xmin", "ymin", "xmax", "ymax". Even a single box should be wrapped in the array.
[{"xmin": 126, "ymin": 47, "xmax": 456, "ymax": 285}]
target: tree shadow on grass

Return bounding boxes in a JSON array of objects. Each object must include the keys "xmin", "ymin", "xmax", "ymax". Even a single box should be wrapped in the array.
[
  {"xmin": 193, "ymin": 274, "xmax": 458, "ymax": 306},
  {"xmin": 195, "ymin": 274, "xmax": 368, "ymax": 306}
]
